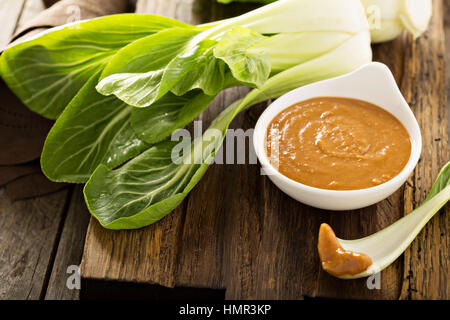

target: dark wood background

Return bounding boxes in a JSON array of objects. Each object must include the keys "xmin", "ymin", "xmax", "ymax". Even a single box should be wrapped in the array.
[{"xmin": 0, "ymin": 0, "xmax": 448, "ymax": 300}]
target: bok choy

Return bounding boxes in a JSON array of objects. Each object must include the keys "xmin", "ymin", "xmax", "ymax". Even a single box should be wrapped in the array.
[
  {"xmin": 217, "ymin": 0, "xmax": 433, "ymax": 43},
  {"xmin": 85, "ymin": 30, "xmax": 372, "ymax": 229},
  {"xmin": 1, "ymin": 0, "xmax": 376, "ymax": 229},
  {"xmin": 361, "ymin": 0, "xmax": 432, "ymax": 42},
  {"xmin": 327, "ymin": 161, "xmax": 450, "ymax": 279}
]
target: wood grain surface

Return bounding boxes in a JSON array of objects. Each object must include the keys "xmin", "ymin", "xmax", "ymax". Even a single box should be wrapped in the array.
[
  {"xmin": 0, "ymin": 0, "xmax": 73, "ymax": 300},
  {"xmin": 398, "ymin": 0, "xmax": 449, "ymax": 299},
  {"xmin": 80, "ymin": 0, "xmax": 449, "ymax": 300},
  {"xmin": 0, "ymin": 0, "xmax": 447, "ymax": 300},
  {"xmin": 0, "ymin": 0, "xmax": 87, "ymax": 300},
  {"xmin": 44, "ymin": 187, "xmax": 90, "ymax": 300},
  {"xmin": 0, "ymin": 188, "xmax": 70, "ymax": 299}
]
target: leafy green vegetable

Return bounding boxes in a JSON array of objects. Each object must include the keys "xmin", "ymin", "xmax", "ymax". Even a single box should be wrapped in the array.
[
  {"xmin": 251, "ymin": 32, "xmax": 352, "ymax": 73},
  {"xmin": 361, "ymin": 0, "xmax": 432, "ymax": 43},
  {"xmin": 67, "ymin": 0, "xmax": 370, "ymax": 228},
  {"xmin": 96, "ymin": 26, "xmax": 268, "ymax": 108},
  {"xmin": 2, "ymin": 0, "xmax": 377, "ymax": 229},
  {"xmin": 96, "ymin": 27, "xmax": 202, "ymax": 108},
  {"xmin": 41, "ymin": 71, "xmax": 148, "ymax": 183},
  {"xmin": 96, "ymin": 0, "xmax": 372, "ymax": 109},
  {"xmin": 165, "ymin": 40, "xmax": 231, "ymax": 96},
  {"xmin": 337, "ymin": 161, "xmax": 450, "ymax": 279},
  {"xmin": 84, "ymin": 101, "xmax": 236, "ymax": 229},
  {"xmin": 425, "ymin": 161, "xmax": 450, "ymax": 202},
  {"xmin": 0, "ymin": 14, "xmax": 189, "ymax": 119},
  {"xmin": 84, "ymin": 27, "xmax": 372, "ymax": 229},
  {"xmin": 217, "ymin": 0, "xmax": 433, "ymax": 43},
  {"xmin": 130, "ymin": 91, "xmax": 216, "ymax": 144},
  {"xmin": 213, "ymin": 26, "xmax": 270, "ymax": 87}
]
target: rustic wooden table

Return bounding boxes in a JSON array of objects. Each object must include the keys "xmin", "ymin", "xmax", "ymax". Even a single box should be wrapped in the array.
[{"xmin": 1, "ymin": 0, "xmax": 448, "ymax": 300}]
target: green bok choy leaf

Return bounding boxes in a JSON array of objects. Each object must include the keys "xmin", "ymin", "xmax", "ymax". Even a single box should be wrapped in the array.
[
  {"xmin": 40, "ymin": 71, "xmax": 149, "ymax": 183},
  {"xmin": 0, "ymin": 14, "xmax": 190, "ymax": 119}
]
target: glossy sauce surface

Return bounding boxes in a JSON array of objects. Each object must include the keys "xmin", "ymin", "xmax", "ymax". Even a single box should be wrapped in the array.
[
  {"xmin": 266, "ymin": 97, "xmax": 411, "ymax": 190},
  {"xmin": 318, "ymin": 223, "xmax": 372, "ymax": 277}
]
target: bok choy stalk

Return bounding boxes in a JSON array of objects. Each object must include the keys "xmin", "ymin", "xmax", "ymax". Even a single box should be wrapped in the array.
[
  {"xmin": 216, "ymin": 0, "xmax": 433, "ymax": 43},
  {"xmin": 333, "ymin": 162, "xmax": 450, "ymax": 279},
  {"xmin": 362, "ymin": 0, "xmax": 432, "ymax": 43}
]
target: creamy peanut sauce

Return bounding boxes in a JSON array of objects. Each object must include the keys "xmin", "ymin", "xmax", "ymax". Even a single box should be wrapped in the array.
[
  {"xmin": 318, "ymin": 223, "xmax": 372, "ymax": 277},
  {"xmin": 266, "ymin": 97, "xmax": 411, "ymax": 190}
]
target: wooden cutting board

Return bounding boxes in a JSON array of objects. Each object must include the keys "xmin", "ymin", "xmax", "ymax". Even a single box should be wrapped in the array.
[{"xmin": 79, "ymin": 0, "xmax": 449, "ymax": 299}]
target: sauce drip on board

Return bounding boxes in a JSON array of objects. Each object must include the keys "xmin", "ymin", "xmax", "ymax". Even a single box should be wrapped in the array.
[
  {"xmin": 318, "ymin": 223, "xmax": 372, "ymax": 277},
  {"xmin": 266, "ymin": 97, "xmax": 411, "ymax": 190}
]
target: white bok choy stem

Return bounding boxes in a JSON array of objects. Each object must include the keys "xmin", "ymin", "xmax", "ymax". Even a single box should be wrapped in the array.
[
  {"xmin": 362, "ymin": 0, "xmax": 432, "ymax": 42},
  {"xmin": 336, "ymin": 162, "xmax": 450, "ymax": 279},
  {"xmin": 195, "ymin": 0, "xmax": 369, "ymax": 52},
  {"xmin": 207, "ymin": 0, "xmax": 432, "ymax": 44}
]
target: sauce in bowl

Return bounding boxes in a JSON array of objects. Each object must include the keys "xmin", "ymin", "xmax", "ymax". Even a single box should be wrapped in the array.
[{"xmin": 266, "ymin": 97, "xmax": 411, "ymax": 190}]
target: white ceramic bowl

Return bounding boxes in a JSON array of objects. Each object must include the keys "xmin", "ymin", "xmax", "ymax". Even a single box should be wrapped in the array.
[{"xmin": 253, "ymin": 62, "xmax": 422, "ymax": 210}]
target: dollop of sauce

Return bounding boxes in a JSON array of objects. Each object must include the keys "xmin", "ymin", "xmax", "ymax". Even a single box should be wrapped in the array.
[
  {"xmin": 266, "ymin": 97, "xmax": 411, "ymax": 190},
  {"xmin": 318, "ymin": 223, "xmax": 372, "ymax": 277}
]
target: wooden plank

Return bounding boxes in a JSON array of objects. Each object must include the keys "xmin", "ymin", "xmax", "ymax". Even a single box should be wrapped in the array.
[
  {"xmin": 81, "ymin": 207, "xmax": 186, "ymax": 288},
  {"xmin": 135, "ymin": 0, "xmax": 258, "ymax": 24},
  {"xmin": 0, "ymin": 0, "xmax": 25, "ymax": 48},
  {"xmin": 80, "ymin": 0, "xmax": 260, "ymax": 299},
  {"xmin": 44, "ymin": 187, "xmax": 90, "ymax": 300},
  {"xmin": 445, "ymin": 0, "xmax": 450, "ymax": 138},
  {"xmin": 179, "ymin": 57, "xmax": 404, "ymax": 300},
  {"xmin": 0, "ymin": 188, "xmax": 70, "ymax": 299},
  {"xmin": 176, "ymin": 9, "xmax": 403, "ymax": 301},
  {"xmin": 176, "ymin": 87, "xmax": 252, "ymax": 291},
  {"xmin": 80, "ymin": 0, "xmax": 448, "ymax": 300},
  {"xmin": 0, "ymin": 0, "xmax": 73, "ymax": 300},
  {"xmin": 79, "ymin": 0, "xmax": 203, "ymax": 294},
  {"xmin": 177, "ymin": 0, "xmax": 447, "ymax": 300},
  {"xmin": 399, "ymin": 0, "xmax": 449, "ymax": 300},
  {"xmin": 309, "ymin": 35, "xmax": 409, "ymax": 301}
]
